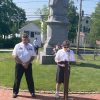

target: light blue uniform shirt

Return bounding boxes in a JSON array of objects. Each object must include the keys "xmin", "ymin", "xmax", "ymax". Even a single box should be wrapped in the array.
[{"xmin": 12, "ymin": 42, "xmax": 36, "ymax": 63}]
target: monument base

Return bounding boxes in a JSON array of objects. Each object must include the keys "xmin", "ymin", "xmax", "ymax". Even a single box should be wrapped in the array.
[{"xmin": 39, "ymin": 52, "xmax": 55, "ymax": 64}]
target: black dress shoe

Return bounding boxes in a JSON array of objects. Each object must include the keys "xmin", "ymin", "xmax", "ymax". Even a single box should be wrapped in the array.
[
  {"xmin": 13, "ymin": 93, "xmax": 17, "ymax": 98},
  {"xmin": 31, "ymin": 93, "xmax": 36, "ymax": 98}
]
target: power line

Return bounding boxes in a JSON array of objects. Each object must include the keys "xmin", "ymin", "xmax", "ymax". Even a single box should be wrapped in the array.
[
  {"xmin": 27, "ymin": 17, "xmax": 40, "ymax": 18},
  {"xmin": 14, "ymin": 1, "xmax": 48, "ymax": 4},
  {"xmin": 26, "ymin": 14, "xmax": 48, "ymax": 16},
  {"xmin": 83, "ymin": 0, "xmax": 100, "ymax": 1},
  {"xmin": 83, "ymin": 0, "xmax": 99, "ymax": 1},
  {"xmin": 74, "ymin": 0, "xmax": 99, "ymax": 5}
]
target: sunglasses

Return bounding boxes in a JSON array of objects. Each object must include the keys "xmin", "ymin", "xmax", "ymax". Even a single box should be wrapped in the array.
[{"xmin": 64, "ymin": 46, "xmax": 69, "ymax": 48}]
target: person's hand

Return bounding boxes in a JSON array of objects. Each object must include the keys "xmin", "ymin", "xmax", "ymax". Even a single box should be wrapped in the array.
[
  {"xmin": 58, "ymin": 61, "xmax": 65, "ymax": 64},
  {"xmin": 61, "ymin": 65, "xmax": 65, "ymax": 67},
  {"xmin": 22, "ymin": 62, "xmax": 29, "ymax": 69}
]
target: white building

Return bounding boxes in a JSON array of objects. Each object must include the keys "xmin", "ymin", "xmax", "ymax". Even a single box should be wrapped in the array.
[
  {"xmin": 80, "ymin": 16, "xmax": 91, "ymax": 47},
  {"xmin": 81, "ymin": 16, "xmax": 91, "ymax": 34},
  {"xmin": 19, "ymin": 23, "xmax": 41, "ymax": 47},
  {"xmin": 72, "ymin": 16, "xmax": 91, "ymax": 47}
]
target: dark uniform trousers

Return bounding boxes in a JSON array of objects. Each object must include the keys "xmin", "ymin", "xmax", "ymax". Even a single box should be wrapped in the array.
[{"xmin": 13, "ymin": 63, "xmax": 35, "ymax": 94}]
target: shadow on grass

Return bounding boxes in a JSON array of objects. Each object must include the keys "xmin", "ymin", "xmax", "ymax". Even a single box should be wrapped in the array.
[
  {"xmin": 18, "ymin": 94, "xmax": 97, "ymax": 100},
  {"xmin": 76, "ymin": 62, "xmax": 100, "ymax": 69}
]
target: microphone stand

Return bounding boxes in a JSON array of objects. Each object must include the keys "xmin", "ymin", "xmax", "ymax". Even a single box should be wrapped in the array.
[
  {"xmin": 58, "ymin": 60, "xmax": 70, "ymax": 100},
  {"xmin": 64, "ymin": 61, "xmax": 70, "ymax": 100}
]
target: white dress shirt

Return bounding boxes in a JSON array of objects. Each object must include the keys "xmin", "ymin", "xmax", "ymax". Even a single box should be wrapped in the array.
[
  {"xmin": 33, "ymin": 39, "xmax": 38, "ymax": 47},
  {"xmin": 12, "ymin": 42, "xmax": 36, "ymax": 63},
  {"xmin": 55, "ymin": 48, "xmax": 75, "ymax": 66}
]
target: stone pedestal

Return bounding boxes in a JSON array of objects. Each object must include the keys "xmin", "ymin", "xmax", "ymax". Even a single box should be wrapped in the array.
[
  {"xmin": 39, "ymin": 52, "xmax": 55, "ymax": 64},
  {"xmin": 40, "ymin": 0, "xmax": 68, "ymax": 64}
]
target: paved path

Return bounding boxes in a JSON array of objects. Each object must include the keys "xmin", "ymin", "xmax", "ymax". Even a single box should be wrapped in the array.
[{"xmin": 0, "ymin": 88, "xmax": 100, "ymax": 100}]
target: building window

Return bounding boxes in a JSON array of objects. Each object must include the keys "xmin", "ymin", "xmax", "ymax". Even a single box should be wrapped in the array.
[
  {"xmin": 34, "ymin": 32, "xmax": 37, "ymax": 35},
  {"xmin": 24, "ymin": 31, "xmax": 29, "ymax": 36},
  {"xmin": 86, "ymin": 20, "xmax": 88, "ymax": 24},
  {"xmin": 31, "ymin": 32, "xmax": 34, "ymax": 37},
  {"xmin": 37, "ymin": 32, "xmax": 40, "ymax": 35},
  {"xmin": 83, "ymin": 26, "xmax": 85, "ymax": 32},
  {"xmin": 34, "ymin": 32, "xmax": 40, "ymax": 35},
  {"xmin": 80, "ymin": 24, "xmax": 82, "ymax": 31}
]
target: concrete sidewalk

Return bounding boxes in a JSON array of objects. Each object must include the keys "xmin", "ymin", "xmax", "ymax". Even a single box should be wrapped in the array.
[{"xmin": 0, "ymin": 88, "xmax": 100, "ymax": 100}]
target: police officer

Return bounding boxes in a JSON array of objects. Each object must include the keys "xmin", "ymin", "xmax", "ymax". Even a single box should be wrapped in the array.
[{"xmin": 12, "ymin": 33, "xmax": 36, "ymax": 98}]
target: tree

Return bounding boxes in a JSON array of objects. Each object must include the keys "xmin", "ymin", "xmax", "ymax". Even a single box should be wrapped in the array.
[
  {"xmin": 34, "ymin": 5, "xmax": 49, "ymax": 34},
  {"xmin": 67, "ymin": 1, "xmax": 78, "ymax": 42},
  {"xmin": 89, "ymin": 2, "xmax": 100, "ymax": 45},
  {"xmin": 0, "ymin": 0, "xmax": 26, "ymax": 39}
]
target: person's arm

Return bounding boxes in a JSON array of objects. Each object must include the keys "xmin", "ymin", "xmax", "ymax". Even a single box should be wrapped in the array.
[
  {"xmin": 14, "ymin": 56, "xmax": 23, "ymax": 64},
  {"xmin": 55, "ymin": 50, "xmax": 65, "ymax": 64},
  {"xmin": 12, "ymin": 44, "xmax": 22, "ymax": 64},
  {"xmin": 26, "ymin": 56, "xmax": 35, "ymax": 64}
]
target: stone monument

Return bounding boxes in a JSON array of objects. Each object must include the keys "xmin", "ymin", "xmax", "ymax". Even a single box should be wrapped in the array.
[{"xmin": 40, "ymin": 0, "xmax": 68, "ymax": 64}]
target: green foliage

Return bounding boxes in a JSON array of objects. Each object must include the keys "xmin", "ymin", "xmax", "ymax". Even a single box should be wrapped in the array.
[
  {"xmin": 32, "ymin": 20, "xmax": 41, "ymax": 28},
  {"xmin": 89, "ymin": 2, "xmax": 100, "ymax": 44},
  {"xmin": 0, "ymin": 37, "xmax": 20, "ymax": 48},
  {"xmin": 0, "ymin": 0, "xmax": 26, "ymax": 38},
  {"xmin": 67, "ymin": 1, "xmax": 78, "ymax": 41},
  {"xmin": 34, "ymin": 5, "xmax": 49, "ymax": 34}
]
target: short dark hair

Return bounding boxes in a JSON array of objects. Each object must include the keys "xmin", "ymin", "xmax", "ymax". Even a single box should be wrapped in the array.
[
  {"xmin": 62, "ymin": 40, "xmax": 70, "ymax": 47},
  {"xmin": 21, "ymin": 33, "xmax": 29, "ymax": 38}
]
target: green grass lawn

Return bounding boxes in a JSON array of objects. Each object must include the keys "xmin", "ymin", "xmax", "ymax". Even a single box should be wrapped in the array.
[{"xmin": 0, "ymin": 52, "xmax": 100, "ymax": 92}]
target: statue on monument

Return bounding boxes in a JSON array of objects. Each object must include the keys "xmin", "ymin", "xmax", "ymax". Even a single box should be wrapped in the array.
[
  {"xmin": 49, "ymin": 0, "xmax": 58, "ymax": 6},
  {"xmin": 49, "ymin": 0, "xmax": 67, "ymax": 18}
]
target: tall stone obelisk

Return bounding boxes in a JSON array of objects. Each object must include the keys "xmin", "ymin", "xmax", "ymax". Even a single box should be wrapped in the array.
[{"xmin": 40, "ymin": 0, "xmax": 68, "ymax": 64}]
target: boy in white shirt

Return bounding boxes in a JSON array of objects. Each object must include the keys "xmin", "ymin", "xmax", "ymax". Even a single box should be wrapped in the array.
[{"xmin": 55, "ymin": 40, "xmax": 75, "ymax": 98}]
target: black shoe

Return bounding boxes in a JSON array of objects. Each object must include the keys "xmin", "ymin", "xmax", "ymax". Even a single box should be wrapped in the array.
[
  {"xmin": 31, "ymin": 93, "xmax": 36, "ymax": 98},
  {"xmin": 13, "ymin": 93, "xmax": 17, "ymax": 98}
]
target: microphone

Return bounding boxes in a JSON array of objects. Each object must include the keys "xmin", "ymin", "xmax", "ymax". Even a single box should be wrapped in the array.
[{"xmin": 67, "ymin": 49, "xmax": 70, "ymax": 52}]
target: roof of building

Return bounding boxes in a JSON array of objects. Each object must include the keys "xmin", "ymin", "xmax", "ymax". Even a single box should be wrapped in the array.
[
  {"xmin": 19, "ymin": 23, "xmax": 41, "ymax": 32},
  {"xmin": 82, "ymin": 16, "xmax": 91, "ymax": 21}
]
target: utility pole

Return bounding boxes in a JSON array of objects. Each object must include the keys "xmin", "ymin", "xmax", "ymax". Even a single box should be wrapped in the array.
[
  {"xmin": 77, "ymin": 0, "xmax": 82, "ymax": 55},
  {"xmin": 40, "ymin": 14, "xmax": 44, "ymax": 45}
]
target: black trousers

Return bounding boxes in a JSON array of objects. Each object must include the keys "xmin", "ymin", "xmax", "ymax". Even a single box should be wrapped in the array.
[
  {"xmin": 34, "ymin": 46, "xmax": 39, "ymax": 55},
  {"xmin": 13, "ymin": 63, "xmax": 35, "ymax": 94}
]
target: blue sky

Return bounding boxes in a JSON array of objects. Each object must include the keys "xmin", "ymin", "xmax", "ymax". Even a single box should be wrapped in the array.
[{"xmin": 13, "ymin": 0, "xmax": 100, "ymax": 21}]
